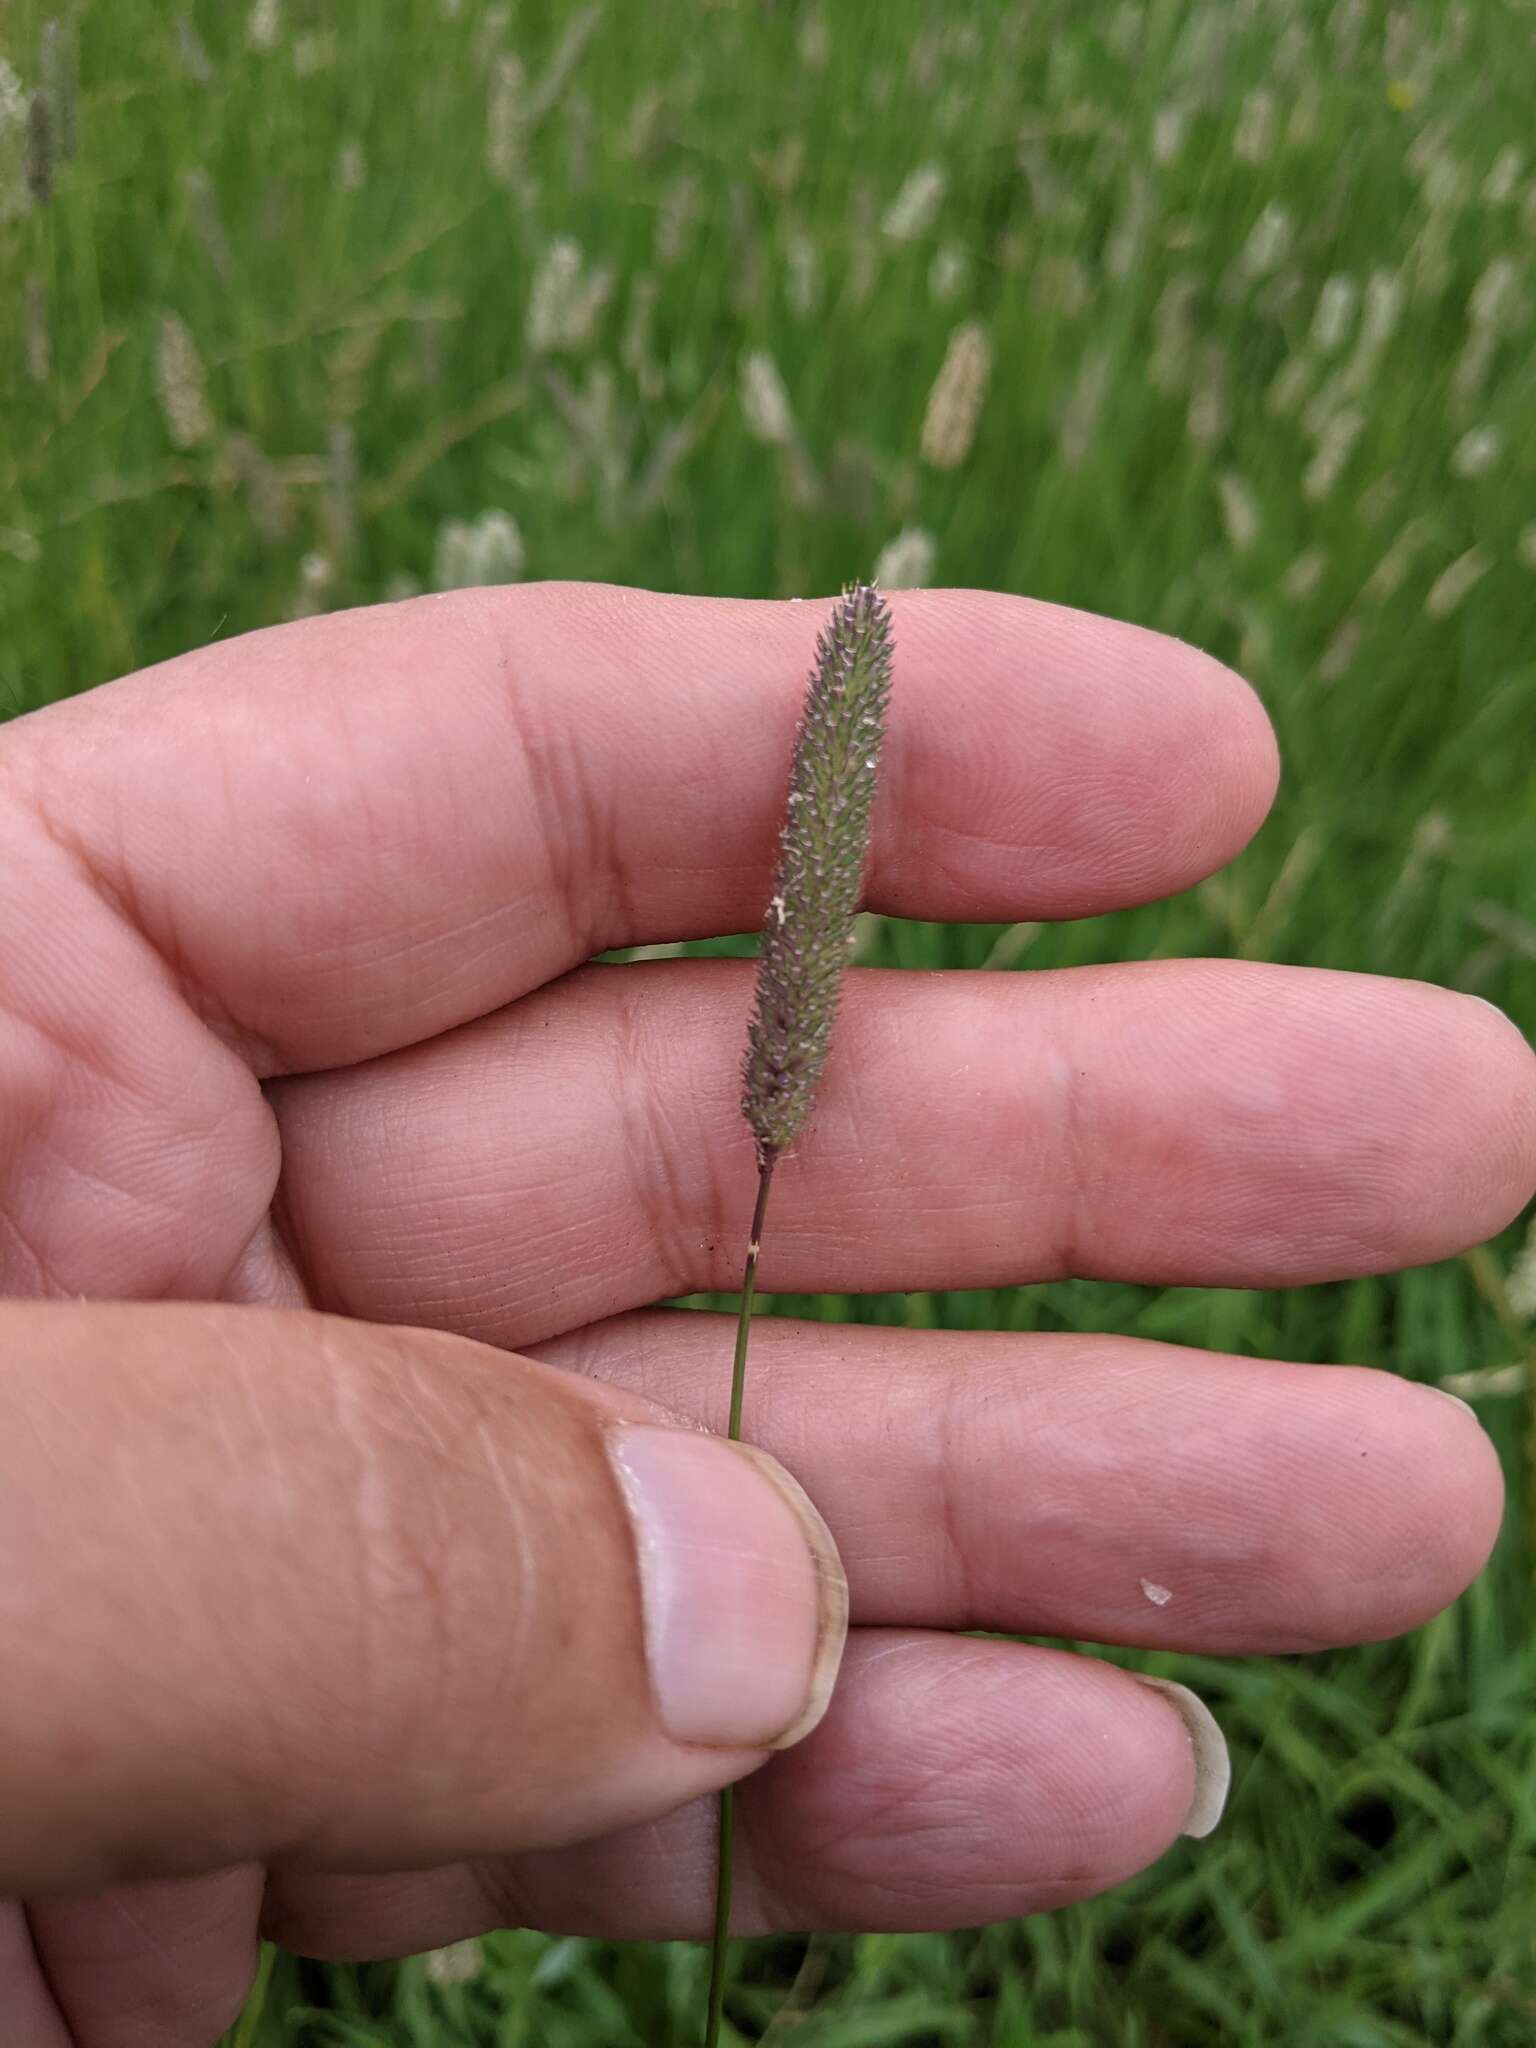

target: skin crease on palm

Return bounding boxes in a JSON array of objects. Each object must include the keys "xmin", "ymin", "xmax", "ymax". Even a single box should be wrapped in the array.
[{"xmin": 0, "ymin": 586, "xmax": 1532, "ymax": 2048}]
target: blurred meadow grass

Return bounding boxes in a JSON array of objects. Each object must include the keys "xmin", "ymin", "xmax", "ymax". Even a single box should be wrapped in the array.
[{"xmin": 3, "ymin": 0, "xmax": 1536, "ymax": 2039}]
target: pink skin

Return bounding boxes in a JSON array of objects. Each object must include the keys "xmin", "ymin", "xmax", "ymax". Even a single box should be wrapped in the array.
[{"xmin": 0, "ymin": 585, "xmax": 1530, "ymax": 2047}]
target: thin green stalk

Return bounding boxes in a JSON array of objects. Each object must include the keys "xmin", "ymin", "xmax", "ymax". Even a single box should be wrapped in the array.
[
  {"xmin": 229, "ymin": 1942, "xmax": 276, "ymax": 2048},
  {"xmin": 705, "ymin": 1152, "xmax": 777, "ymax": 2048},
  {"xmin": 728, "ymin": 1157, "xmax": 776, "ymax": 1440}
]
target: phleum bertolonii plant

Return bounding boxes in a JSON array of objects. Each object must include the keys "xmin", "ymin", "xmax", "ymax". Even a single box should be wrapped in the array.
[{"xmin": 705, "ymin": 582, "xmax": 895, "ymax": 2048}]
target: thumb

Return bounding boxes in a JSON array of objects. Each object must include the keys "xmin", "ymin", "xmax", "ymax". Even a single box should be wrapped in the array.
[{"xmin": 0, "ymin": 1301, "xmax": 847, "ymax": 1895}]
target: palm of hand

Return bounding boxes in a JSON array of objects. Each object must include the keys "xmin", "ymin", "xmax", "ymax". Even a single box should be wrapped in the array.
[{"xmin": 1, "ymin": 587, "xmax": 1528, "ymax": 2047}]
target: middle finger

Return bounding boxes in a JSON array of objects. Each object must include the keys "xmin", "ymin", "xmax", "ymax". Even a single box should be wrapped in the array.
[{"xmin": 271, "ymin": 957, "xmax": 1536, "ymax": 1345}]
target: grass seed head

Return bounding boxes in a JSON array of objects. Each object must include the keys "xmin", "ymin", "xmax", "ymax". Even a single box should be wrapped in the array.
[
  {"xmin": 742, "ymin": 584, "xmax": 894, "ymax": 1164},
  {"xmin": 920, "ymin": 319, "xmax": 990, "ymax": 468},
  {"xmin": 154, "ymin": 313, "xmax": 214, "ymax": 450}
]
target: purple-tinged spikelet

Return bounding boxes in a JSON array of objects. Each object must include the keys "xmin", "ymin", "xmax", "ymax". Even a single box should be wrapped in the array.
[{"xmin": 741, "ymin": 584, "xmax": 893, "ymax": 1164}]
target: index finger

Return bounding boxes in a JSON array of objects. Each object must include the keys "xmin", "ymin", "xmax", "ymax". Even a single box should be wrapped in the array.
[{"xmin": 2, "ymin": 585, "xmax": 1277, "ymax": 1074}]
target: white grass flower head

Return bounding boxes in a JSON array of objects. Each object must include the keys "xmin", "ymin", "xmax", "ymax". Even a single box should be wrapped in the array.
[
  {"xmin": 433, "ymin": 510, "xmax": 525, "ymax": 591},
  {"xmin": 873, "ymin": 527, "xmax": 937, "ymax": 590},
  {"xmin": 1303, "ymin": 406, "xmax": 1365, "ymax": 501},
  {"xmin": 1216, "ymin": 473, "xmax": 1261, "ymax": 553},
  {"xmin": 529, "ymin": 239, "xmax": 583, "ymax": 347},
  {"xmin": 1339, "ymin": 270, "xmax": 1405, "ymax": 395},
  {"xmin": 1318, "ymin": 617, "xmax": 1362, "ymax": 682},
  {"xmin": 1150, "ymin": 275, "xmax": 1197, "ymax": 393},
  {"xmin": 290, "ymin": 551, "xmax": 335, "ymax": 618},
  {"xmin": 1058, "ymin": 347, "xmax": 1110, "ymax": 470},
  {"xmin": 920, "ymin": 319, "xmax": 990, "ymax": 469},
  {"xmin": 247, "ymin": 0, "xmax": 282, "ymax": 49},
  {"xmin": 1233, "ymin": 87, "xmax": 1276, "ymax": 163},
  {"xmin": 785, "ymin": 229, "xmax": 820, "ymax": 318},
  {"xmin": 927, "ymin": 239, "xmax": 969, "ymax": 304},
  {"xmin": 526, "ymin": 236, "xmax": 611, "ymax": 353},
  {"xmin": 1454, "ymin": 257, "xmax": 1524, "ymax": 404},
  {"xmin": 739, "ymin": 350, "xmax": 796, "ymax": 447},
  {"xmin": 471, "ymin": 510, "xmax": 526, "ymax": 585},
  {"xmin": 0, "ymin": 57, "xmax": 25, "ymax": 129},
  {"xmin": 0, "ymin": 525, "xmax": 41, "ymax": 563},
  {"xmin": 423, "ymin": 1939, "xmax": 484, "ymax": 1987},
  {"xmin": 1467, "ymin": 256, "xmax": 1523, "ymax": 334},
  {"xmin": 882, "ymin": 162, "xmax": 946, "ymax": 242},
  {"xmin": 0, "ymin": 59, "xmax": 28, "ymax": 222},
  {"xmin": 1363, "ymin": 517, "xmax": 1436, "ymax": 604},
  {"xmin": 1282, "ymin": 549, "xmax": 1328, "ymax": 601},
  {"xmin": 336, "ymin": 139, "xmax": 366, "ymax": 191},
  {"xmin": 1482, "ymin": 145, "xmax": 1524, "ymax": 206},
  {"xmin": 1508, "ymin": 1232, "xmax": 1536, "ymax": 1321},
  {"xmin": 1518, "ymin": 525, "xmax": 1536, "ymax": 572},
  {"xmin": 1424, "ymin": 547, "xmax": 1490, "ymax": 619},
  {"xmin": 227, "ymin": 434, "xmax": 288, "ymax": 544},
  {"xmin": 1185, "ymin": 344, "xmax": 1229, "ymax": 448},
  {"xmin": 1152, "ymin": 101, "xmax": 1189, "ymax": 164},
  {"xmin": 154, "ymin": 313, "xmax": 214, "ymax": 449},
  {"xmin": 485, "ymin": 52, "xmax": 525, "ymax": 185},
  {"xmin": 798, "ymin": 7, "xmax": 831, "ymax": 69},
  {"xmin": 291, "ymin": 30, "xmax": 337, "ymax": 74},
  {"xmin": 175, "ymin": 14, "xmax": 215, "ymax": 84},
  {"xmin": 432, "ymin": 521, "xmax": 474, "ymax": 591},
  {"xmin": 1450, "ymin": 426, "xmax": 1503, "ymax": 479},
  {"xmin": 1238, "ymin": 202, "xmax": 1292, "ymax": 281},
  {"xmin": 1267, "ymin": 357, "xmax": 1312, "ymax": 416},
  {"xmin": 1310, "ymin": 275, "xmax": 1359, "ymax": 354}
]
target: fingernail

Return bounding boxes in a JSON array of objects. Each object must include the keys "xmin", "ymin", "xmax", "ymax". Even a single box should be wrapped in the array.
[
  {"xmin": 1134, "ymin": 1676, "xmax": 1230, "ymax": 1839},
  {"xmin": 606, "ymin": 1426, "xmax": 849, "ymax": 1752}
]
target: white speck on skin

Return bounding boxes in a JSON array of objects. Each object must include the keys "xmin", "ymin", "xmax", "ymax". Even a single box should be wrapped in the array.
[{"xmin": 1140, "ymin": 1578, "xmax": 1173, "ymax": 1606}]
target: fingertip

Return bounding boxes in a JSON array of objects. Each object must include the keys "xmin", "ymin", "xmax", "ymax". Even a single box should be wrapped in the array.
[
  {"xmin": 1402, "ymin": 984, "xmax": 1536, "ymax": 1251},
  {"xmin": 1049, "ymin": 1659, "xmax": 1208, "ymax": 1875},
  {"xmin": 1398, "ymin": 1377, "xmax": 1506, "ymax": 1592},
  {"xmin": 1276, "ymin": 1365, "xmax": 1505, "ymax": 1646},
  {"xmin": 1057, "ymin": 602, "xmax": 1281, "ymax": 889},
  {"xmin": 1467, "ymin": 995, "xmax": 1536, "ymax": 1213},
  {"xmin": 1121, "ymin": 621, "xmax": 1279, "ymax": 884},
  {"xmin": 871, "ymin": 591, "xmax": 1283, "ymax": 917},
  {"xmin": 1198, "ymin": 646, "xmax": 1282, "ymax": 862}
]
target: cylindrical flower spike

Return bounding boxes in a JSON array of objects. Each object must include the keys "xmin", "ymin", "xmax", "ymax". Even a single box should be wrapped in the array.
[
  {"xmin": 707, "ymin": 584, "xmax": 894, "ymax": 2048},
  {"xmin": 741, "ymin": 583, "xmax": 894, "ymax": 1164}
]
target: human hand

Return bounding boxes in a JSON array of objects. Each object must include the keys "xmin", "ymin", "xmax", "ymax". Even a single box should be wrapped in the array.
[{"xmin": 1, "ymin": 586, "xmax": 1531, "ymax": 2047}]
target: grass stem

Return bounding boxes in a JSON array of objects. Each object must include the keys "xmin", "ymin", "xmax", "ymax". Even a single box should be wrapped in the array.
[{"xmin": 704, "ymin": 1150, "xmax": 777, "ymax": 2048}]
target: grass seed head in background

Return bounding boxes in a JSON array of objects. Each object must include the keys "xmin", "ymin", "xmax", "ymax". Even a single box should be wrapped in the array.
[{"xmin": 742, "ymin": 583, "xmax": 895, "ymax": 1166}]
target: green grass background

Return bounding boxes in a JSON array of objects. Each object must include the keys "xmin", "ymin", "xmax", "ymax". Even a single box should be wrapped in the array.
[{"xmin": 4, "ymin": 0, "xmax": 1536, "ymax": 2040}]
